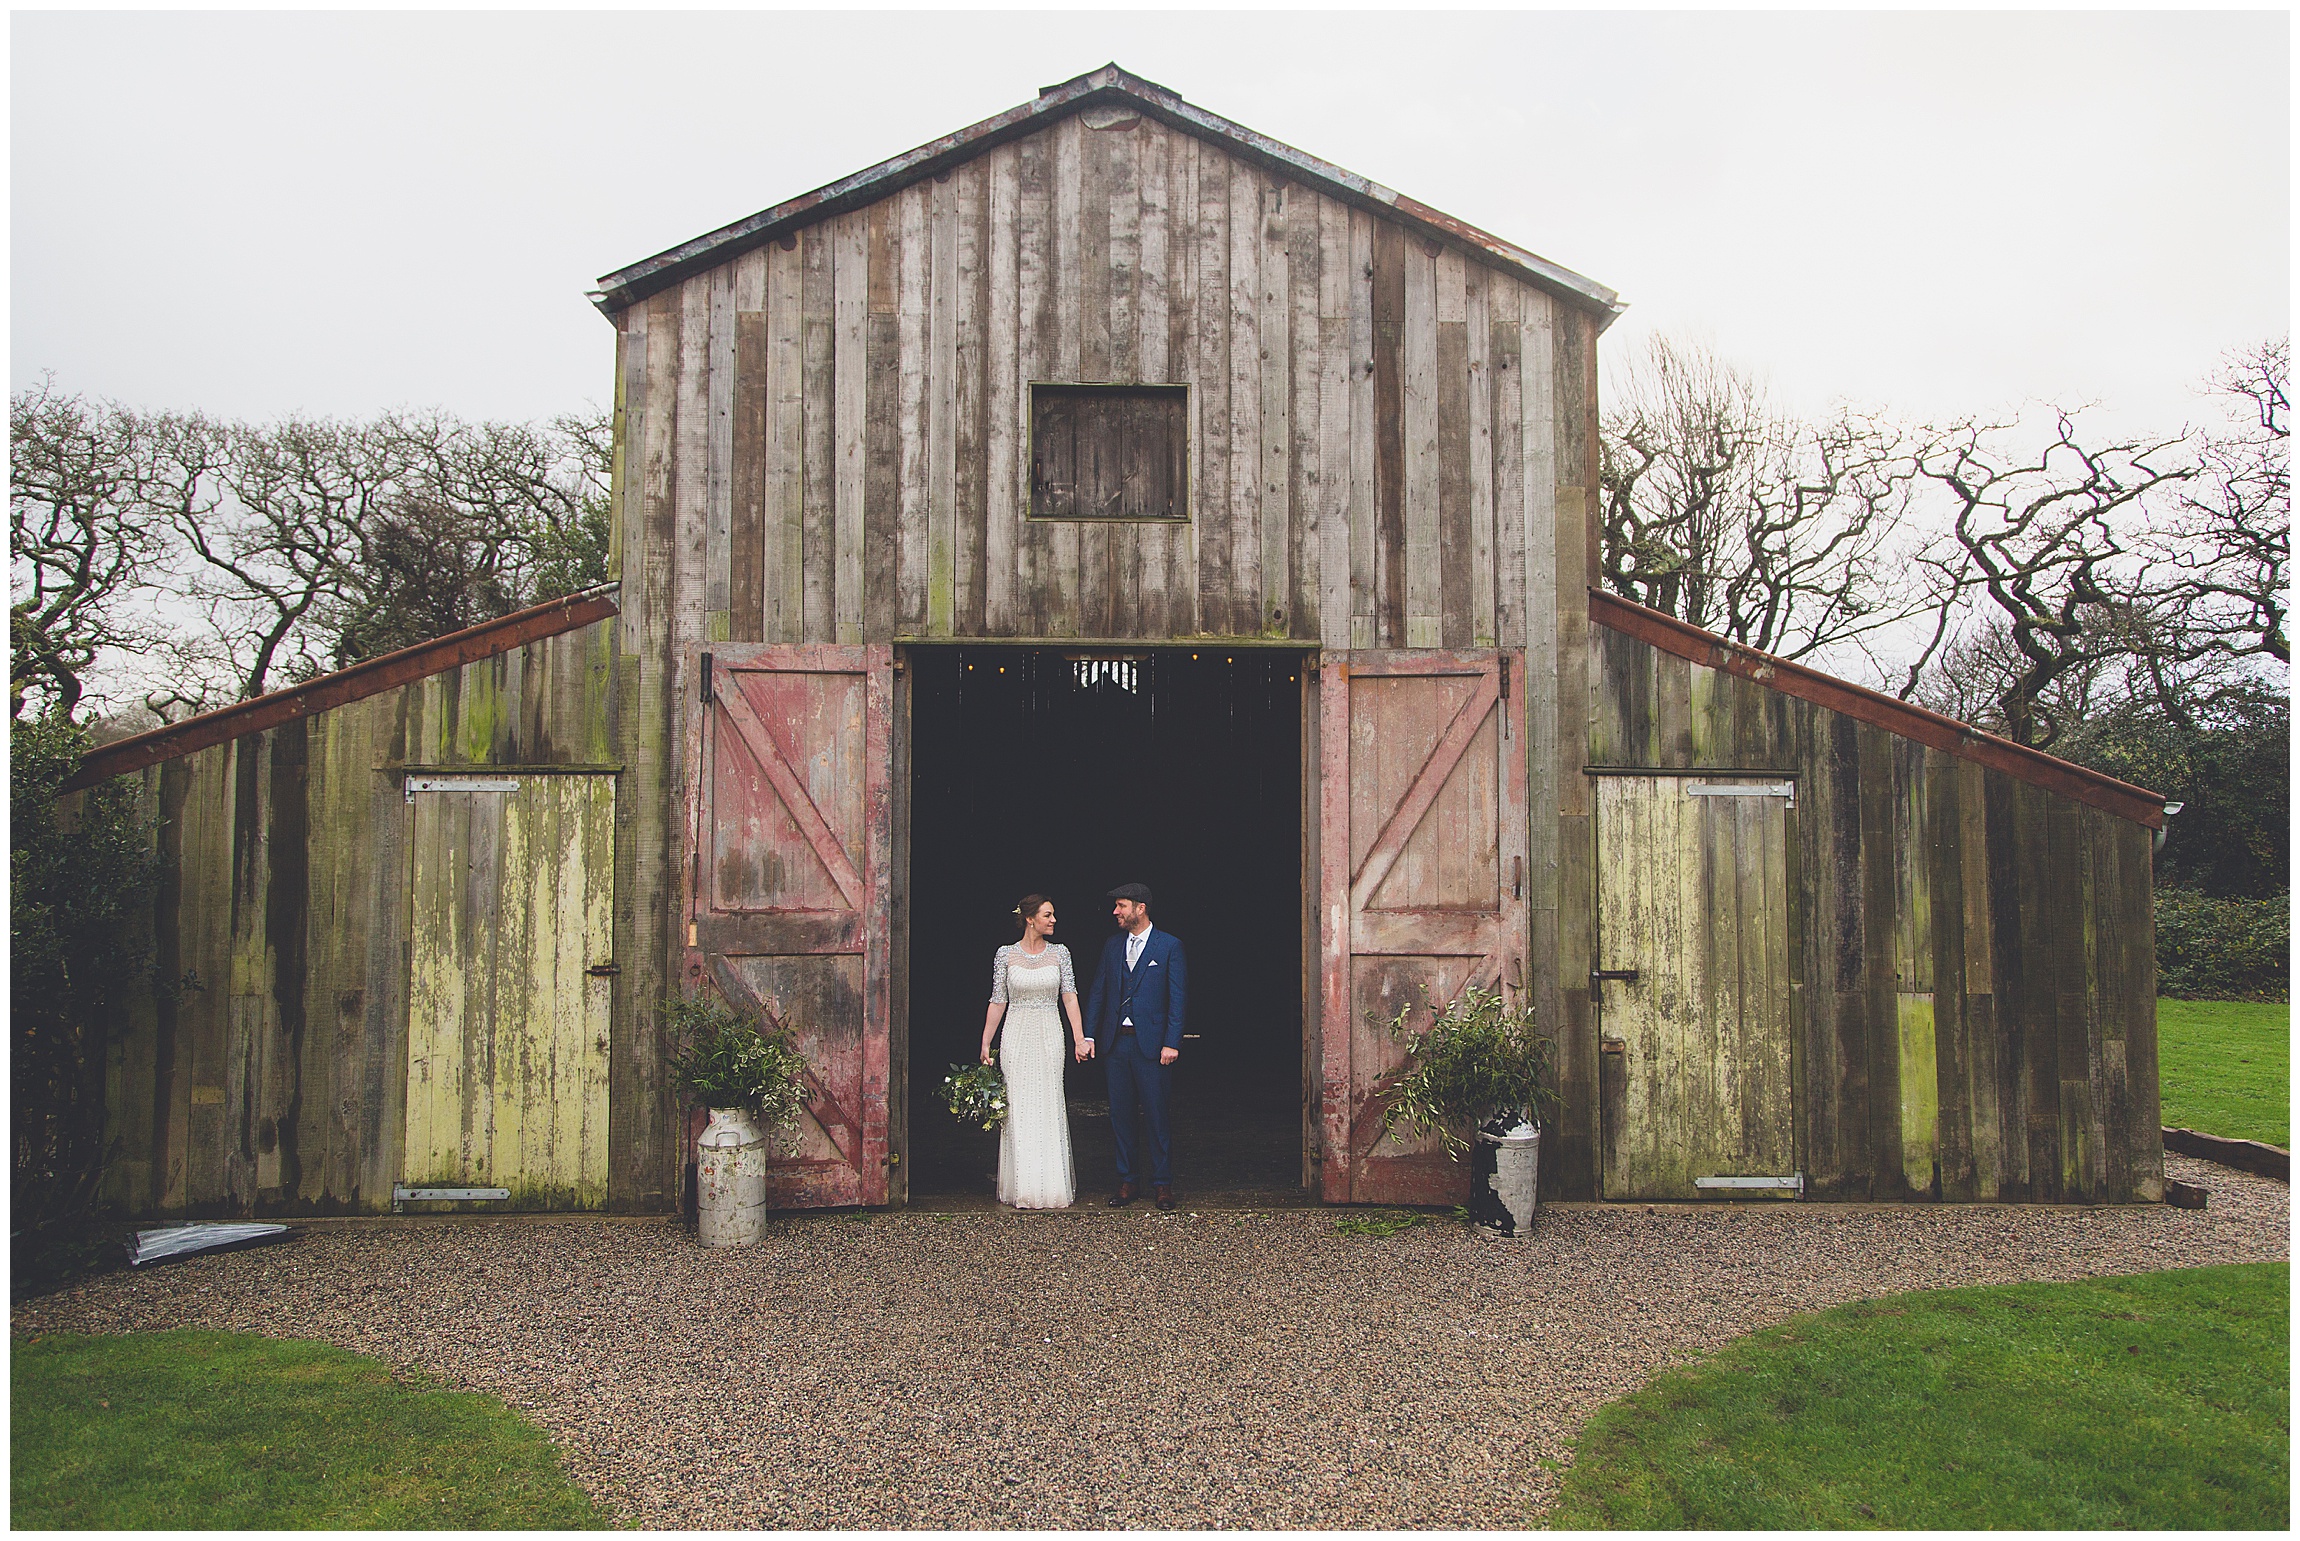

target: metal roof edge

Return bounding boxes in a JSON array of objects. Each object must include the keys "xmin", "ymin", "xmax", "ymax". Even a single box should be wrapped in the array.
[
  {"xmin": 1587, "ymin": 588, "xmax": 2170, "ymax": 829},
  {"xmin": 589, "ymin": 64, "xmax": 1622, "ymax": 323},
  {"xmin": 62, "ymin": 585, "xmax": 622, "ymax": 794}
]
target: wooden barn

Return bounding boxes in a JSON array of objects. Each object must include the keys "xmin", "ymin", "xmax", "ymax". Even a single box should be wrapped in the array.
[{"xmin": 75, "ymin": 65, "xmax": 2170, "ymax": 1219}]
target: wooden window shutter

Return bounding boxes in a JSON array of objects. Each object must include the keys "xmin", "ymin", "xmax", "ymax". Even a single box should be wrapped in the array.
[{"xmin": 1029, "ymin": 384, "xmax": 1188, "ymax": 521}]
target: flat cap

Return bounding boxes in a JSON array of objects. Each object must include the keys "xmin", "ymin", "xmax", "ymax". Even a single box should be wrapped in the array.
[{"xmin": 1106, "ymin": 882, "xmax": 1153, "ymax": 905}]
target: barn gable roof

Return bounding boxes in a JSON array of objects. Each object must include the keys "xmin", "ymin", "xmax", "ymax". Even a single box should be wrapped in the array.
[{"xmin": 590, "ymin": 63, "xmax": 1624, "ymax": 325}]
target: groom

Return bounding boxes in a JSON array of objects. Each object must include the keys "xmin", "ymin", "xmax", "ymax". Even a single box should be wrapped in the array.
[{"xmin": 1084, "ymin": 882, "xmax": 1187, "ymax": 1211}]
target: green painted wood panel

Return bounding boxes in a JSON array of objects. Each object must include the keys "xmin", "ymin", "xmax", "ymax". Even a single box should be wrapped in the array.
[
  {"xmin": 1596, "ymin": 775, "xmax": 1797, "ymax": 1200},
  {"xmin": 1589, "ymin": 624, "xmax": 2163, "ymax": 1205},
  {"xmin": 404, "ymin": 775, "xmax": 615, "ymax": 1208}
]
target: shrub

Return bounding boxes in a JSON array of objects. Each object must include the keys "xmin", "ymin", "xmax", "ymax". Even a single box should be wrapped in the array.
[
  {"xmin": 11, "ymin": 712, "xmax": 154, "ymax": 1291},
  {"xmin": 2155, "ymin": 889, "xmax": 2289, "ymax": 1001}
]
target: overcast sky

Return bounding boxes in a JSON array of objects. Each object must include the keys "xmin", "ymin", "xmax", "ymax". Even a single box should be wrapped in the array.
[{"xmin": 11, "ymin": 10, "xmax": 2290, "ymax": 440}]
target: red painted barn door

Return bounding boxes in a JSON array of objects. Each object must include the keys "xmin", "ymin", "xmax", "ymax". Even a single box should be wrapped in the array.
[
  {"xmin": 1320, "ymin": 652, "xmax": 1529, "ymax": 1204},
  {"xmin": 683, "ymin": 644, "xmax": 893, "ymax": 1207}
]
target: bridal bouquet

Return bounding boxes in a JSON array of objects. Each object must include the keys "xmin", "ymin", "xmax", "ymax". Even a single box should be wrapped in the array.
[{"xmin": 941, "ymin": 1062, "xmax": 1008, "ymax": 1130}]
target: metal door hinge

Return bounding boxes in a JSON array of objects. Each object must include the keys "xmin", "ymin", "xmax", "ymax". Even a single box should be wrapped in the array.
[
  {"xmin": 1686, "ymin": 781, "xmax": 1795, "ymax": 809},
  {"xmin": 586, "ymin": 962, "xmax": 621, "ymax": 977},
  {"xmin": 1694, "ymin": 1173, "xmax": 1804, "ymax": 1195},
  {"xmin": 406, "ymin": 775, "xmax": 518, "ymax": 803},
  {"xmin": 1590, "ymin": 968, "xmax": 1639, "ymax": 985},
  {"xmin": 393, "ymin": 1184, "xmax": 510, "ymax": 1213}
]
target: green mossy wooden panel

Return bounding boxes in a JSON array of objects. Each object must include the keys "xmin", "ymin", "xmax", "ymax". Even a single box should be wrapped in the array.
[
  {"xmin": 404, "ymin": 775, "xmax": 614, "ymax": 1209},
  {"xmin": 1588, "ymin": 625, "xmax": 2162, "ymax": 1205},
  {"xmin": 1597, "ymin": 775, "xmax": 1797, "ymax": 1201},
  {"xmin": 98, "ymin": 618, "xmax": 631, "ymax": 1218},
  {"xmin": 1897, "ymin": 991, "xmax": 1939, "ymax": 1195}
]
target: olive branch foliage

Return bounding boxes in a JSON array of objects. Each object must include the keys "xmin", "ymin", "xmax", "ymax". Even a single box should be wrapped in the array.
[{"xmin": 1373, "ymin": 983, "xmax": 1560, "ymax": 1160}]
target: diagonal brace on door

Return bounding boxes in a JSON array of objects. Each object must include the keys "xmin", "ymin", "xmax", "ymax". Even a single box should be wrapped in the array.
[
  {"xmin": 1349, "ymin": 667, "xmax": 1501, "ymax": 913},
  {"xmin": 713, "ymin": 681, "xmax": 867, "ymax": 909}
]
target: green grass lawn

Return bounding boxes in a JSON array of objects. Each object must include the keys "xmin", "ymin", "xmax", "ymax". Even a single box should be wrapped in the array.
[
  {"xmin": 1547, "ymin": 1263, "xmax": 2288, "ymax": 1530},
  {"xmin": 12, "ymin": 1329, "xmax": 608, "ymax": 1529},
  {"xmin": 2158, "ymin": 998, "xmax": 2291, "ymax": 1147}
]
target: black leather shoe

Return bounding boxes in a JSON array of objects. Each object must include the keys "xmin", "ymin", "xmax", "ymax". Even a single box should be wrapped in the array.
[
  {"xmin": 1109, "ymin": 1183, "xmax": 1135, "ymax": 1208},
  {"xmin": 1154, "ymin": 1185, "xmax": 1175, "ymax": 1211}
]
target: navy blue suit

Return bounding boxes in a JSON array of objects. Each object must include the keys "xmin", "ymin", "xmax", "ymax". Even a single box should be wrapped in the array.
[{"xmin": 1084, "ymin": 926, "xmax": 1187, "ymax": 1186}]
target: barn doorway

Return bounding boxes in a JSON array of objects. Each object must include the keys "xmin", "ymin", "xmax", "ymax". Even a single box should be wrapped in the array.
[{"xmin": 903, "ymin": 646, "xmax": 1309, "ymax": 1206}]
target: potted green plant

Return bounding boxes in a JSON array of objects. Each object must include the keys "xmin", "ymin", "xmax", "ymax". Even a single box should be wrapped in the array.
[
  {"xmin": 1373, "ymin": 983, "xmax": 1559, "ymax": 1235},
  {"xmin": 662, "ymin": 994, "xmax": 814, "ymax": 1246}
]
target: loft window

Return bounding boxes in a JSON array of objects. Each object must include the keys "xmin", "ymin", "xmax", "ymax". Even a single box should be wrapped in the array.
[{"xmin": 1029, "ymin": 384, "xmax": 1188, "ymax": 521}]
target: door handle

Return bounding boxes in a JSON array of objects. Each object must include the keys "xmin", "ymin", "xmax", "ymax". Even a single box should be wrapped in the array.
[
  {"xmin": 587, "ymin": 962, "xmax": 621, "ymax": 978},
  {"xmin": 1590, "ymin": 968, "xmax": 1638, "ymax": 985}
]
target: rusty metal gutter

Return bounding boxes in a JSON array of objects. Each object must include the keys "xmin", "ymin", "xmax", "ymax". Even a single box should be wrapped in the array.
[
  {"xmin": 1589, "ymin": 589, "xmax": 2170, "ymax": 829},
  {"xmin": 590, "ymin": 63, "xmax": 1624, "ymax": 329},
  {"xmin": 62, "ymin": 584, "xmax": 620, "ymax": 793}
]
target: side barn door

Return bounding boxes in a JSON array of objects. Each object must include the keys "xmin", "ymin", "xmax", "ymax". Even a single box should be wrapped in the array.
[
  {"xmin": 1594, "ymin": 774, "xmax": 1798, "ymax": 1201},
  {"xmin": 683, "ymin": 644, "xmax": 893, "ymax": 1208},
  {"xmin": 404, "ymin": 773, "xmax": 616, "ymax": 1209},
  {"xmin": 1320, "ymin": 651, "xmax": 1529, "ymax": 1204}
]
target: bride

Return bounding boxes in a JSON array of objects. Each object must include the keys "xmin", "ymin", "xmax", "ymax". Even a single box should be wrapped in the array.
[{"xmin": 979, "ymin": 894, "xmax": 1094, "ymax": 1209}]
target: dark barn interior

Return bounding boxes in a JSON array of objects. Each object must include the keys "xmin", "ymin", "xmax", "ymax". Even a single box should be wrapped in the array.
[{"xmin": 905, "ymin": 646, "xmax": 1306, "ymax": 1203}]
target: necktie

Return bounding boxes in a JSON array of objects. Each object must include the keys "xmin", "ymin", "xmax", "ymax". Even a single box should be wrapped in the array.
[{"xmin": 1128, "ymin": 933, "xmax": 1143, "ymax": 969}]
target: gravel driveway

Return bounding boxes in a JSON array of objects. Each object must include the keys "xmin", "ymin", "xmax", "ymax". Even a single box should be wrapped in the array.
[{"xmin": 15, "ymin": 1154, "xmax": 2287, "ymax": 1529}]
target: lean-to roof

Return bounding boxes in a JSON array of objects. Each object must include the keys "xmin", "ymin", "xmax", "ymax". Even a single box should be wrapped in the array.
[
  {"xmin": 1590, "ymin": 589, "xmax": 2171, "ymax": 828},
  {"xmin": 591, "ymin": 63, "xmax": 1623, "ymax": 325},
  {"xmin": 64, "ymin": 585, "xmax": 620, "ymax": 793}
]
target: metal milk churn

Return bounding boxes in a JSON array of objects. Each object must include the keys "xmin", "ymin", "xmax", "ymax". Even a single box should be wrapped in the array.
[
  {"xmin": 1475, "ymin": 1119, "xmax": 1542, "ymax": 1238},
  {"xmin": 696, "ymin": 1107, "xmax": 768, "ymax": 1247}
]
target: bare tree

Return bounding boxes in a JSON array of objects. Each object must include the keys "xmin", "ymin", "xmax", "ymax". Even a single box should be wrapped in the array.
[
  {"xmin": 13, "ymin": 386, "xmax": 616, "ymax": 720},
  {"xmin": 326, "ymin": 411, "xmax": 611, "ymax": 664},
  {"xmin": 2148, "ymin": 338, "xmax": 2288, "ymax": 676},
  {"xmin": 1600, "ymin": 336, "xmax": 1946, "ymax": 667},
  {"xmin": 8, "ymin": 383, "xmax": 174, "ymax": 718},
  {"xmin": 150, "ymin": 407, "xmax": 614, "ymax": 703},
  {"xmin": 173, "ymin": 415, "xmax": 380, "ymax": 700},
  {"xmin": 1909, "ymin": 410, "xmax": 2193, "ymax": 749}
]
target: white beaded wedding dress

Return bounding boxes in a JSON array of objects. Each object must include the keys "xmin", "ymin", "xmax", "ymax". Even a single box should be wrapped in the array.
[{"xmin": 990, "ymin": 942, "xmax": 1077, "ymax": 1209}]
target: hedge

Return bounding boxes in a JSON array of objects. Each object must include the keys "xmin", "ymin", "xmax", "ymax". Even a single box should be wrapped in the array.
[{"xmin": 2155, "ymin": 890, "xmax": 2290, "ymax": 1002}]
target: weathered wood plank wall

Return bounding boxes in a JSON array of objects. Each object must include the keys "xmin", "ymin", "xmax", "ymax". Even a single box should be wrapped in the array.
[
  {"xmin": 1588, "ymin": 623, "xmax": 2165, "ymax": 1204},
  {"xmin": 610, "ymin": 111, "xmax": 1595, "ymax": 653},
  {"xmin": 98, "ymin": 618, "xmax": 654, "ymax": 1216}
]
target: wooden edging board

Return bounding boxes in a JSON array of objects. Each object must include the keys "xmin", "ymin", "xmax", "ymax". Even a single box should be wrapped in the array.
[{"xmin": 2162, "ymin": 1127, "xmax": 2290, "ymax": 1181}]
